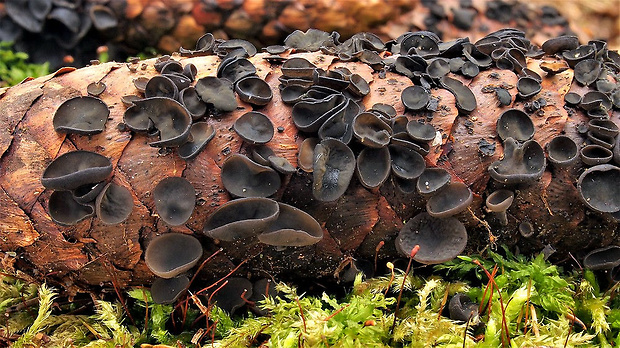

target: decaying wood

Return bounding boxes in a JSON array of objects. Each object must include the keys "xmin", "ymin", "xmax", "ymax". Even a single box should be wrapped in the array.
[{"xmin": 0, "ymin": 50, "xmax": 617, "ymax": 294}]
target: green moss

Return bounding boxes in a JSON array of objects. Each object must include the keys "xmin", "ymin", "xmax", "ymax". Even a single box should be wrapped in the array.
[
  {"xmin": 0, "ymin": 42, "xmax": 49, "ymax": 87},
  {"xmin": 1, "ymin": 247, "xmax": 618, "ymax": 347}
]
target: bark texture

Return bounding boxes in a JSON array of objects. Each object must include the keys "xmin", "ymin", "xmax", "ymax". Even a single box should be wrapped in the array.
[{"xmin": 0, "ymin": 50, "xmax": 618, "ymax": 294}]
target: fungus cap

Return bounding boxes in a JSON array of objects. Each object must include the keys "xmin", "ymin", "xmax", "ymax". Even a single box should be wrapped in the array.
[
  {"xmin": 144, "ymin": 233, "xmax": 203, "ymax": 278},
  {"xmin": 426, "ymin": 182, "xmax": 473, "ymax": 217},
  {"xmin": 151, "ymin": 275, "xmax": 189, "ymax": 304},
  {"xmin": 41, "ymin": 151, "xmax": 113, "ymax": 190},
  {"xmin": 583, "ymin": 246, "xmax": 620, "ymax": 270},
  {"xmin": 258, "ymin": 202, "xmax": 323, "ymax": 247},
  {"xmin": 577, "ymin": 164, "xmax": 620, "ymax": 213},
  {"xmin": 203, "ymin": 197, "xmax": 280, "ymax": 241},
  {"xmin": 153, "ymin": 177, "xmax": 196, "ymax": 226},
  {"xmin": 221, "ymin": 154, "xmax": 281, "ymax": 198},
  {"xmin": 95, "ymin": 183, "xmax": 133, "ymax": 225},
  {"xmin": 53, "ymin": 96, "xmax": 110, "ymax": 135},
  {"xmin": 312, "ymin": 139, "xmax": 355, "ymax": 202},
  {"xmin": 396, "ymin": 212, "xmax": 467, "ymax": 264}
]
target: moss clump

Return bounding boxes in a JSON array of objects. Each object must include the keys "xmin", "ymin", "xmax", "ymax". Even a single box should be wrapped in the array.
[
  {"xmin": 0, "ymin": 42, "xmax": 49, "ymax": 87},
  {"xmin": 2, "ymin": 247, "xmax": 619, "ymax": 347}
]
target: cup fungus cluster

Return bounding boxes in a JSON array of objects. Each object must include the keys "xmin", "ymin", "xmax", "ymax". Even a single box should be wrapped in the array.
[{"xmin": 3, "ymin": 25, "xmax": 612, "ymax": 293}]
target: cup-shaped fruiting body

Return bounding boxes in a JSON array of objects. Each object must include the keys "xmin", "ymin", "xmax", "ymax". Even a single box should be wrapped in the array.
[
  {"xmin": 577, "ymin": 164, "xmax": 620, "ymax": 214},
  {"xmin": 151, "ymin": 275, "xmax": 189, "ymax": 304},
  {"xmin": 356, "ymin": 147, "xmax": 391, "ymax": 189},
  {"xmin": 258, "ymin": 202, "xmax": 323, "ymax": 247},
  {"xmin": 41, "ymin": 151, "xmax": 113, "ymax": 191},
  {"xmin": 546, "ymin": 135, "xmax": 579, "ymax": 168},
  {"xmin": 488, "ymin": 138, "xmax": 546, "ymax": 184},
  {"xmin": 312, "ymin": 138, "xmax": 355, "ymax": 201},
  {"xmin": 580, "ymin": 145, "xmax": 613, "ymax": 166},
  {"xmin": 233, "ymin": 111, "xmax": 275, "ymax": 145},
  {"xmin": 416, "ymin": 167, "xmax": 451, "ymax": 196},
  {"xmin": 221, "ymin": 154, "xmax": 281, "ymax": 198},
  {"xmin": 485, "ymin": 189, "xmax": 514, "ymax": 226},
  {"xmin": 449, "ymin": 293, "xmax": 479, "ymax": 324},
  {"xmin": 496, "ymin": 109, "xmax": 534, "ymax": 142},
  {"xmin": 144, "ymin": 233, "xmax": 203, "ymax": 278},
  {"xmin": 53, "ymin": 96, "xmax": 110, "ymax": 135},
  {"xmin": 95, "ymin": 183, "xmax": 133, "ymax": 225},
  {"xmin": 426, "ymin": 181, "xmax": 473, "ymax": 218},
  {"xmin": 583, "ymin": 246, "xmax": 620, "ymax": 270},
  {"xmin": 203, "ymin": 197, "xmax": 280, "ymax": 241},
  {"xmin": 153, "ymin": 177, "xmax": 196, "ymax": 226},
  {"xmin": 396, "ymin": 212, "xmax": 467, "ymax": 264}
]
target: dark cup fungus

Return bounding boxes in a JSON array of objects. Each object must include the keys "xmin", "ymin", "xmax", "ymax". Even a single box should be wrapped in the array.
[
  {"xmin": 546, "ymin": 135, "xmax": 579, "ymax": 167},
  {"xmin": 563, "ymin": 45, "xmax": 595, "ymax": 68},
  {"xmin": 313, "ymin": 138, "xmax": 356, "ymax": 202},
  {"xmin": 145, "ymin": 75, "xmax": 179, "ymax": 99},
  {"xmin": 151, "ymin": 275, "xmax": 190, "ymax": 304},
  {"xmin": 53, "ymin": 96, "xmax": 110, "ymax": 135},
  {"xmin": 352, "ymin": 112, "xmax": 392, "ymax": 148},
  {"xmin": 583, "ymin": 246, "xmax": 620, "ymax": 270},
  {"xmin": 86, "ymin": 82, "xmax": 106, "ymax": 97},
  {"xmin": 218, "ymin": 57, "xmax": 257, "ymax": 83},
  {"xmin": 194, "ymin": 76, "xmax": 238, "ymax": 112},
  {"xmin": 72, "ymin": 181, "xmax": 107, "ymax": 204},
  {"xmin": 516, "ymin": 77, "xmax": 542, "ymax": 99},
  {"xmin": 318, "ymin": 99, "xmax": 360, "ymax": 144},
  {"xmin": 588, "ymin": 119, "xmax": 619, "ymax": 138},
  {"xmin": 440, "ymin": 76, "xmax": 477, "ymax": 113},
  {"xmin": 268, "ymin": 156, "xmax": 297, "ymax": 175},
  {"xmin": 541, "ymin": 35, "xmax": 579, "ymax": 55},
  {"xmin": 574, "ymin": 59, "xmax": 603, "ymax": 86},
  {"xmin": 488, "ymin": 138, "xmax": 546, "ymax": 184},
  {"xmin": 178, "ymin": 122, "xmax": 216, "ymax": 160},
  {"xmin": 209, "ymin": 277, "xmax": 253, "ymax": 314},
  {"xmin": 252, "ymin": 145, "xmax": 275, "ymax": 166},
  {"xmin": 396, "ymin": 212, "xmax": 467, "ymax": 264},
  {"xmin": 48, "ymin": 190, "xmax": 94, "ymax": 226},
  {"xmin": 123, "ymin": 97, "xmax": 192, "ymax": 147},
  {"xmin": 144, "ymin": 233, "xmax": 203, "ymax": 278},
  {"xmin": 180, "ymin": 87, "xmax": 207, "ymax": 120},
  {"xmin": 281, "ymin": 85, "xmax": 310, "ymax": 105},
  {"xmin": 581, "ymin": 91, "xmax": 612, "ymax": 112},
  {"xmin": 233, "ymin": 111, "xmax": 274, "ymax": 145},
  {"xmin": 235, "ymin": 76, "xmax": 273, "ymax": 106},
  {"xmin": 390, "ymin": 133, "xmax": 430, "ymax": 156},
  {"xmin": 95, "ymin": 183, "xmax": 133, "ymax": 225},
  {"xmin": 203, "ymin": 197, "xmax": 280, "ymax": 241},
  {"xmin": 577, "ymin": 164, "xmax": 620, "ymax": 213},
  {"xmin": 389, "ymin": 144, "xmax": 426, "ymax": 180},
  {"xmin": 449, "ymin": 293, "xmax": 479, "ymax": 323},
  {"xmin": 221, "ymin": 154, "xmax": 281, "ymax": 198},
  {"xmin": 426, "ymin": 181, "xmax": 473, "ymax": 218},
  {"xmin": 356, "ymin": 147, "xmax": 391, "ymax": 189},
  {"xmin": 564, "ymin": 92, "xmax": 582, "ymax": 106},
  {"xmin": 485, "ymin": 189, "xmax": 514, "ymax": 226},
  {"xmin": 42, "ymin": 151, "xmax": 113, "ymax": 190},
  {"xmin": 153, "ymin": 177, "xmax": 196, "ymax": 226},
  {"xmin": 298, "ymin": 138, "xmax": 320, "ymax": 172},
  {"xmin": 518, "ymin": 221, "xmax": 535, "ymax": 238},
  {"xmin": 281, "ymin": 57, "xmax": 317, "ymax": 79},
  {"xmin": 292, "ymin": 93, "xmax": 346, "ymax": 133},
  {"xmin": 347, "ymin": 74, "xmax": 370, "ymax": 97},
  {"xmin": 258, "ymin": 202, "xmax": 323, "ymax": 247},
  {"xmin": 426, "ymin": 58, "xmax": 450, "ymax": 79},
  {"xmin": 580, "ymin": 145, "xmax": 613, "ymax": 166},
  {"xmin": 416, "ymin": 167, "xmax": 451, "ymax": 196},
  {"xmin": 496, "ymin": 109, "xmax": 535, "ymax": 142},
  {"xmin": 406, "ymin": 121, "xmax": 436, "ymax": 143},
  {"xmin": 401, "ymin": 85, "xmax": 430, "ymax": 111}
]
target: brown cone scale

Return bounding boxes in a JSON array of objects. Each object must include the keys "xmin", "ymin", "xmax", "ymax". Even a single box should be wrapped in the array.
[{"xmin": 0, "ymin": 45, "xmax": 618, "ymax": 294}]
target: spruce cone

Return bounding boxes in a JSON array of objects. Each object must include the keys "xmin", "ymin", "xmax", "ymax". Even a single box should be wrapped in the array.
[{"xmin": 0, "ymin": 29, "xmax": 619, "ymax": 295}]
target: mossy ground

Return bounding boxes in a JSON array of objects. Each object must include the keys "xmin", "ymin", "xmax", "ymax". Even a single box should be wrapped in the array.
[{"xmin": 1, "ymin": 246, "xmax": 618, "ymax": 347}]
